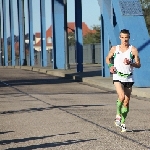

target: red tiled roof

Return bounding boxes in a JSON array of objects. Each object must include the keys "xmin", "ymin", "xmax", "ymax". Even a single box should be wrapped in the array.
[
  {"xmin": 46, "ymin": 26, "xmax": 52, "ymax": 38},
  {"xmin": 67, "ymin": 22, "xmax": 96, "ymax": 36},
  {"xmin": 46, "ymin": 22, "xmax": 95, "ymax": 37},
  {"xmin": 34, "ymin": 22, "xmax": 95, "ymax": 47},
  {"xmin": 35, "ymin": 32, "xmax": 41, "ymax": 38}
]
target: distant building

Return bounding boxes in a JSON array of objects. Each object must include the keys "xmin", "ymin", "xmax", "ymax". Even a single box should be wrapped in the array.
[
  {"xmin": 34, "ymin": 30, "xmax": 53, "ymax": 52},
  {"xmin": 24, "ymin": 33, "xmax": 35, "ymax": 44},
  {"xmin": 34, "ymin": 22, "xmax": 95, "ymax": 51}
]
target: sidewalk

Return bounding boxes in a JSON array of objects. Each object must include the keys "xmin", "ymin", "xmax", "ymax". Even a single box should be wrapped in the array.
[
  {"xmin": 1, "ymin": 67, "xmax": 150, "ymax": 150},
  {"xmin": 2, "ymin": 64, "xmax": 150, "ymax": 99}
]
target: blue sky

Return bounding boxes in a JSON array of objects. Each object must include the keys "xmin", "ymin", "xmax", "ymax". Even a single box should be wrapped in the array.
[{"xmin": 0, "ymin": 0, "xmax": 101, "ymax": 37}]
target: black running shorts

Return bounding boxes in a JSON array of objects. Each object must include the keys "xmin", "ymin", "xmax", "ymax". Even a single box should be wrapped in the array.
[{"xmin": 113, "ymin": 80, "xmax": 134, "ymax": 88}]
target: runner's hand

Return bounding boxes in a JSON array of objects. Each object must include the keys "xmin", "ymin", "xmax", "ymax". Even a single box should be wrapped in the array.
[
  {"xmin": 110, "ymin": 66, "xmax": 116, "ymax": 74},
  {"xmin": 124, "ymin": 58, "xmax": 131, "ymax": 65}
]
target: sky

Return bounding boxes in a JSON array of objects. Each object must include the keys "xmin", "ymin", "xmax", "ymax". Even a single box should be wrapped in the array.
[{"xmin": 0, "ymin": 0, "xmax": 101, "ymax": 37}]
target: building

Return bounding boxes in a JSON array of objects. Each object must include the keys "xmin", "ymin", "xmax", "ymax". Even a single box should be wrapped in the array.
[{"xmin": 34, "ymin": 22, "xmax": 95, "ymax": 51}]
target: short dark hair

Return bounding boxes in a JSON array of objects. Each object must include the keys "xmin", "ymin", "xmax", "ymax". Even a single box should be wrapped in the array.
[{"xmin": 120, "ymin": 29, "xmax": 130, "ymax": 36}]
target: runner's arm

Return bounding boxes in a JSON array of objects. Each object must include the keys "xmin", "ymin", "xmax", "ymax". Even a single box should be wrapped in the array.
[
  {"xmin": 131, "ymin": 47, "xmax": 141, "ymax": 68},
  {"xmin": 106, "ymin": 46, "xmax": 116, "ymax": 74},
  {"xmin": 106, "ymin": 46, "xmax": 115, "ymax": 65}
]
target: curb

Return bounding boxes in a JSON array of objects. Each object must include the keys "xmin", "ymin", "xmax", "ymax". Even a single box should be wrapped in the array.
[{"xmin": 1, "ymin": 66, "xmax": 150, "ymax": 99}]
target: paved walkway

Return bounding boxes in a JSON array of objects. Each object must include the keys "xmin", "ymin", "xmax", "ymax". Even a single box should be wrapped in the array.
[
  {"xmin": 3, "ymin": 64, "xmax": 150, "ymax": 99},
  {"xmin": 0, "ymin": 66, "xmax": 150, "ymax": 150}
]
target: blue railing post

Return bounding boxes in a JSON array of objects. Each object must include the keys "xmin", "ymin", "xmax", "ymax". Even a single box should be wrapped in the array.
[
  {"xmin": 51, "ymin": 0, "xmax": 65, "ymax": 69},
  {"xmin": 28, "ymin": 0, "xmax": 34, "ymax": 66},
  {"xmin": 0, "ymin": 3, "xmax": 2, "ymax": 66},
  {"xmin": 17, "ymin": 0, "xmax": 24, "ymax": 66},
  {"xmin": 2, "ymin": 0, "xmax": 8, "ymax": 66},
  {"xmin": 40, "ymin": 0, "xmax": 47, "ymax": 67},
  {"xmin": 75, "ymin": 0, "xmax": 83, "ymax": 72},
  {"xmin": 9, "ymin": 0, "xmax": 15, "ymax": 66}
]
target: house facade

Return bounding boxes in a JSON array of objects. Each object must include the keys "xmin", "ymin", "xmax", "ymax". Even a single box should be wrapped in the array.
[{"xmin": 34, "ymin": 22, "xmax": 95, "ymax": 51}]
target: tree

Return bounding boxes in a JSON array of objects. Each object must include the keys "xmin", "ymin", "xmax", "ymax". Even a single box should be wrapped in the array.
[
  {"xmin": 83, "ymin": 25, "xmax": 101, "ymax": 44},
  {"xmin": 68, "ymin": 32, "xmax": 75, "ymax": 46},
  {"xmin": 67, "ymin": 25, "xmax": 101, "ymax": 45},
  {"xmin": 140, "ymin": 0, "xmax": 150, "ymax": 34},
  {"xmin": 140, "ymin": 0, "xmax": 150, "ymax": 7}
]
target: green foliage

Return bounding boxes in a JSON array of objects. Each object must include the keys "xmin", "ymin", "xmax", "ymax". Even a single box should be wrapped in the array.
[
  {"xmin": 68, "ymin": 32, "xmax": 75, "ymax": 46},
  {"xmin": 140, "ymin": 0, "xmax": 150, "ymax": 7},
  {"xmin": 140, "ymin": 0, "xmax": 150, "ymax": 34},
  {"xmin": 67, "ymin": 25, "xmax": 101, "ymax": 45},
  {"xmin": 83, "ymin": 32, "xmax": 97, "ymax": 44},
  {"xmin": 83, "ymin": 25, "xmax": 101, "ymax": 44}
]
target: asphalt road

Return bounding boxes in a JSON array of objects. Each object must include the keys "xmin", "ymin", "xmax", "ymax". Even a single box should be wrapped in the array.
[{"xmin": 0, "ymin": 68, "xmax": 150, "ymax": 150}]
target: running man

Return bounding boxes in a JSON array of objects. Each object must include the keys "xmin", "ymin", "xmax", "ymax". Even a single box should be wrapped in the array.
[{"xmin": 106, "ymin": 29, "xmax": 141, "ymax": 132}]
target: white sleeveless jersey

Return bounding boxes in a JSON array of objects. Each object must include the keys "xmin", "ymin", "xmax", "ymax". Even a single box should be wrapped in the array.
[{"xmin": 113, "ymin": 45, "xmax": 134, "ymax": 82}]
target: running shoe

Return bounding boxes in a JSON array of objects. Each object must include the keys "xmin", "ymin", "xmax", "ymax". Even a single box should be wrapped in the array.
[
  {"xmin": 114, "ymin": 115, "xmax": 121, "ymax": 128},
  {"xmin": 121, "ymin": 123, "xmax": 127, "ymax": 132}
]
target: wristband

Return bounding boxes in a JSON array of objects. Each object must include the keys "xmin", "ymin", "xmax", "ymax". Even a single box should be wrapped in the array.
[{"xmin": 108, "ymin": 63, "xmax": 114, "ymax": 68}]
